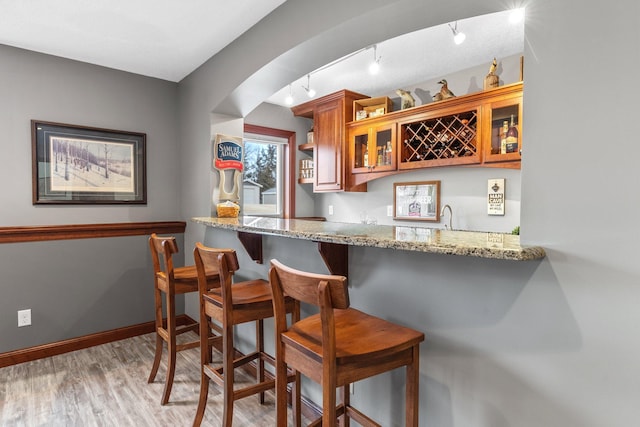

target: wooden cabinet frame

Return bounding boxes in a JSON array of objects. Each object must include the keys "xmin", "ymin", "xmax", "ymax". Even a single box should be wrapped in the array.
[{"xmin": 345, "ymin": 82, "xmax": 523, "ymax": 189}]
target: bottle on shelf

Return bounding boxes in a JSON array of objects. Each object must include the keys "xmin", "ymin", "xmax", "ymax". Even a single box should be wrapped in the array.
[
  {"xmin": 500, "ymin": 120, "xmax": 509, "ymax": 154},
  {"xmin": 363, "ymin": 146, "xmax": 369, "ymax": 167},
  {"xmin": 385, "ymin": 141, "xmax": 392, "ymax": 165},
  {"xmin": 506, "ymin": 114, "xmax": 519, "ymax": 153},
  {"xmin": 377, "ymin": 147, "xmax": 383, "ymax": 166}
]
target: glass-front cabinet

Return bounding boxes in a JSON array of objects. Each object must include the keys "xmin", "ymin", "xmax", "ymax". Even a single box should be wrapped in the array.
[
  {"xmin": 350, "ymin": 121, "xmax": 396, "ymax": 174},
  {"xmin": 482, "ymin": 91, "xmax": 522, "ymax": 164}
]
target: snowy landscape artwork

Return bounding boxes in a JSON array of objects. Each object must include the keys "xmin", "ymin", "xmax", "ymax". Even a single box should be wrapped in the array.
[
  {"xmin": 32, "ymin": 121, "xmax": 146, "ymax": 204},
  {"xmin": 49, "ymin": 137, "xmax": 134, "ymax": 193}
]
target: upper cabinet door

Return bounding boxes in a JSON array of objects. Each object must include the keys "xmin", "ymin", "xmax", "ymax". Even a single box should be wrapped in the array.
[
  {"xmin": 482, "ymin": 94, "xmax": 523, "ymax": 165},
  {"xmin": 350, "ymin": 121, "xmax": 396, "ymax": 174},
  {"xmin": 314, "ymin": 99, "xmax": 344, "ymax": 192}
]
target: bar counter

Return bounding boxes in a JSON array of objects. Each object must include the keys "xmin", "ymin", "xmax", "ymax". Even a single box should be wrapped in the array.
[{"xmin": 192, "ymin": 216, "xmax": 545, "ymax": 261}]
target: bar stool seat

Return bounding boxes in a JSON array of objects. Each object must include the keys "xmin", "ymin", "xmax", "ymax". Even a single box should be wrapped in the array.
[{"xmin": 269, "ymin": 259, "xmax": 425, "ymax": 427}]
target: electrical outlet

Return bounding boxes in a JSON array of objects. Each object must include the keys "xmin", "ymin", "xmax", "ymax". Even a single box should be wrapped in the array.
[
  {"xmin": 328, "ymin": 205, "xmax": 334, "ymax": 215},
  {"xmin": 18, "ymin": 309, "xmax": 31, "ymax": 327},
  {"xmin": 387, "ymin": 205, "xmax": 393, "ymax": 217}
]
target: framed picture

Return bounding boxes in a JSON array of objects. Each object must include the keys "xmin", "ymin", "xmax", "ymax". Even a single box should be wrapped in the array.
[
  {"xmin": 31, "ymin": 120, "xmax": 146, "ymax": 204},
  {"xmin": 393, "ymin": 180, "xmax": 440, "ymax": 221}
]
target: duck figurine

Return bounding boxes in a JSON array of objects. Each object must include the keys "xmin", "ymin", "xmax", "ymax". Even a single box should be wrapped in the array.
[
  {"xmin": 396, "ymin": 89, "xmax": 415, "ymax": 109},
  {"xmin": 484, "ymin": 58, "xmax": 499, "ymax": 89},
  {"xmin": 434, "ymin": 79, "xmax": 455, "ymax": 101}
]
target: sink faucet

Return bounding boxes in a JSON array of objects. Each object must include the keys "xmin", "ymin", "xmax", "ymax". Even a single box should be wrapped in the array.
[{"xmin": 441, "ymin": 204, "xmax": 452, "ymax": 230}]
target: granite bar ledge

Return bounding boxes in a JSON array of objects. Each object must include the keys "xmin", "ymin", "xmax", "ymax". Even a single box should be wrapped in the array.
[{"xmin": 192, "ymin": 216, "xmax": 545, "ymax": 261}]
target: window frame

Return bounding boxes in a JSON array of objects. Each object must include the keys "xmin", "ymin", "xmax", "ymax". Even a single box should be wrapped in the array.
[{"xmin": 244, "ymin": 124, "xmax": 295, "ymax": 219}]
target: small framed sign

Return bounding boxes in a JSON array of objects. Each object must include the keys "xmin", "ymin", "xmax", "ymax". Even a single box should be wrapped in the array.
[
  {"xmin": 488, "ymin": 178, "xmax": 505, "ymax": 215},
  {"xmin": 393, "ymin": 180, "xmax": 440, "ymax": 221}
]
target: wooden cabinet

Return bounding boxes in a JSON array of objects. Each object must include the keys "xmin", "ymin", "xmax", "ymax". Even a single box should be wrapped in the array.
[
  {"xmin": 481, "ymin": 89, "xmax": 522, "ymax": 166},
  {"xmin": 347, "ymin": 120, "xmax": 397, "ymax": 189},
  {"xmin": 350, "ymin": 121, "xmax": 396, "ymax": 173},
  {"xmin": 345, "ymin": 82, "xmax": 523, "ymax": 187},
  {"xmin": 398, "ymin": 105, "xmax": 481, "ymax": 170},
  {"xmin": 292, "ymin": 90, "xmax": 368, "ymax": 192},
  {"xmin": 292, "ymin": 83, "xmax": 523, "ymax": 191}
]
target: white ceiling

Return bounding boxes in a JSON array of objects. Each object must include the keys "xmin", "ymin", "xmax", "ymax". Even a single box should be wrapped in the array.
[
  {"xmin": 0, "ymin": 0, "xmax": 286, "ymax": 82},
  {"xmin": 0, "ymin": 1, "xmax": 524, "ymax": 107},
  {"xmin": 267, "ymin": 10, "xmax": 524, "ymax": 107}
]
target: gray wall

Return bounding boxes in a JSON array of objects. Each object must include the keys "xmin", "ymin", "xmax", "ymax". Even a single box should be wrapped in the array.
[
  {"xmin": 178, "ymin": 0, "xmax": 640, "ymax": 426},
  {"xmin": 0, "ymin": 44, "xmax": 181, "ymax": 353}
]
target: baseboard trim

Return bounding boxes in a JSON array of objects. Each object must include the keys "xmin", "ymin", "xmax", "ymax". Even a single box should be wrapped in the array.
[{"xmin": 0, "ymin": 316, "xmax": 188, "ymax": 368}]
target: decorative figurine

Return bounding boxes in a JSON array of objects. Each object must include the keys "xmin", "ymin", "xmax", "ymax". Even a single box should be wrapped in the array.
[
  {"xmin": 396, "ymin": 89, "xmax": 415, "ymax": 109},
  {"xmin": 433, "ymin": 79, "xmax": 455, "ymax": 102},
  {"xmin": 484, "ymin": 57, "xmax": 499, "ymax": 90}
]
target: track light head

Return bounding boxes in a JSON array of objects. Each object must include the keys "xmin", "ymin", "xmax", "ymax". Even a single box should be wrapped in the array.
[
  {"xmin": 302, "ymin": 74, "xmax": 316, "ymax": 98},
  {"xmin": 449, "ymin": 22, "xmax": 466, "ymax": 45},
  {"xmin": 369, "ymin": 45, "xmax": 381, "ymax": 75}
]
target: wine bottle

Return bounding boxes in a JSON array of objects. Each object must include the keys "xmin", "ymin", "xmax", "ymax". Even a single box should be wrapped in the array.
[
  {"xmin": 363, "ymin": 148, "xmax": 369, "ymax": 167},
  {"xmin": 506, "ymin": 114, "xmax": 518, "ymax": 153},
  {"xmin": 500, "ymin": 121, "xmax": 509, "ymax": 154}
]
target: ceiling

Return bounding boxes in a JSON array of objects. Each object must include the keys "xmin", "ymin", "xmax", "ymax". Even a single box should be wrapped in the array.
[
  {"xmin": 267, "ymin": 10, "xmax": 524, "ymax": 107},
  {"xmin": 0, "ymin": 1, "xmax": 524, "ymax": 107},
  {"xmin": 0, "ymin": 0, "xmax": 286, "ymax": 82}
]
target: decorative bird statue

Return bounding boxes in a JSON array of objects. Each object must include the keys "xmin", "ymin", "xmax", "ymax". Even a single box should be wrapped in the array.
[
  {"xmin": 484, "ymin": 57, "xmax": 499, "ymax": 90},
  {"xmin": 396, "ymin": 89, "xmax": 415, "ymax": 109},
  {"xmin": 488, "ymin": 57, "xmax": 497, "ymax": 75},
  {"xmin": 433, "ymin": 79, "xmax": 455, "ymax": 101}
]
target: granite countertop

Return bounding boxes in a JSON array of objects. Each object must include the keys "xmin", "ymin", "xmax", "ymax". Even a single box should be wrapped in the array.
[{"xmin": 191, "ymin": 216, "xmax": 545, "ymax": 261}]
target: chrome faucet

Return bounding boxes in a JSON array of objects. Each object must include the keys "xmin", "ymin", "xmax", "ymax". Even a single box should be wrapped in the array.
[{"xmin": 441, "ymin": 204, "xmax": 452, "ymax": 230}]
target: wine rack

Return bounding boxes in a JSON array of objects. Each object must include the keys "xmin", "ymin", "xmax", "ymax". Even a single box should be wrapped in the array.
[{"xmin": 400, "ymin": 110, "xmax": 479, "ymax": 168}]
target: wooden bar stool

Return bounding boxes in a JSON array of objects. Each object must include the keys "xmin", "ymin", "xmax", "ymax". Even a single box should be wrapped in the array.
[
  {"xmin": 147, "ymin": 233, "xmax": 219, "ymax": 405},
  {"xmin": 192, "ymin": 243, "xmax": 296, "ymax": 427},
  {"xmin": 269, "ymin": 259, "xmax": 425, "ymax": 427}
]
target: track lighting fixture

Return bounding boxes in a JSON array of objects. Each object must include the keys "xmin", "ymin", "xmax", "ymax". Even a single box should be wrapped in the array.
[
  {"xmin": 369, "ymin": 44, "xmax": 381, "ymax": 75},
  {"xmin": 302, "ymin": 74, "xmax": 316, "ymax": 98},
  {"xmin": 284, "ymin": 84, "xmax": 294, "ymax": 105},
  {"xmin": 448, "ymin": 21, "xmax": 466, "ymax": 45}
]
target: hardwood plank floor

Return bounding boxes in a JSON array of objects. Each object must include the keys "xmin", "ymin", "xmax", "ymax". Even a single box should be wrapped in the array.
[{"xmin": 0, "ymin": 332, "xmax": 305, "ymax": 426}]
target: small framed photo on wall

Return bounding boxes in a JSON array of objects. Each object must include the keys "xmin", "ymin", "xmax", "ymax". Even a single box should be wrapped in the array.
[{"xmin": 393, "ymin": 180, "xmax": 440, "ymax": 221}]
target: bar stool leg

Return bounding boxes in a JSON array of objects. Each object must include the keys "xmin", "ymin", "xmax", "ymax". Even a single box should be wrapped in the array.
[
  {"xmin": 257, "ymin": 319, "xmax": 266, "ymax": 404},
  {"xmin": 405, "ymin": 345, "xmax": 420, "ymax": 427},
  {"xmin": 193, "ymin": 371, "xmax": 210, "ymax": 427},
  {"xmin": 148, "ymin": 288, "xmax": 164, "ymax": 383},
  {"xmin": 161, "ymin": 291, "xmax": 177, "ymax": 405},
  {"xmin": 222, "ymin": 322, "xmax": 235, "ymax": 427},
  {"xmin": 340, "ymin": 385, "xmax": 350, "ymax": 427}
]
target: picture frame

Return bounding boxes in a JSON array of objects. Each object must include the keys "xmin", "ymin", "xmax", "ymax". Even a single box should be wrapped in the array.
[
  {"xmin": 393, "ymin": 180, "xmax": 440, "ymax": 221},
  {"xmin": 31, "ymin": 120, "xmax": 146, "ymax": 204}
]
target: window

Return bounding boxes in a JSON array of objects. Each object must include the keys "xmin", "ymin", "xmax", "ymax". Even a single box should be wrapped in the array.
[{"xmin": 243, "ymin": 124, "xmax": 295, "ymax": 218}]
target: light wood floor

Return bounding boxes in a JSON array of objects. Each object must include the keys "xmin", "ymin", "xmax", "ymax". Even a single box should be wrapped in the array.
[{"xmin": 0, "ymin": 332, "xmax": 304, "ymax": 426}]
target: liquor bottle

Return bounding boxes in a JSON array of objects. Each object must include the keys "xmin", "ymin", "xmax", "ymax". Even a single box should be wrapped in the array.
[
  {"xmin": 500, "ymin": 121, "xmax": 509, "ymax": 154},
  {"xmin": 363, "ymin": 148, "xmax": 369, "ymax": 167},
  {"xmin": 506, "ymin": 114, "xmax": 519, "ymax": 153},
  {"xmin": 385, "ymin": 141, "xmax": 392, "ymax": 165}
]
